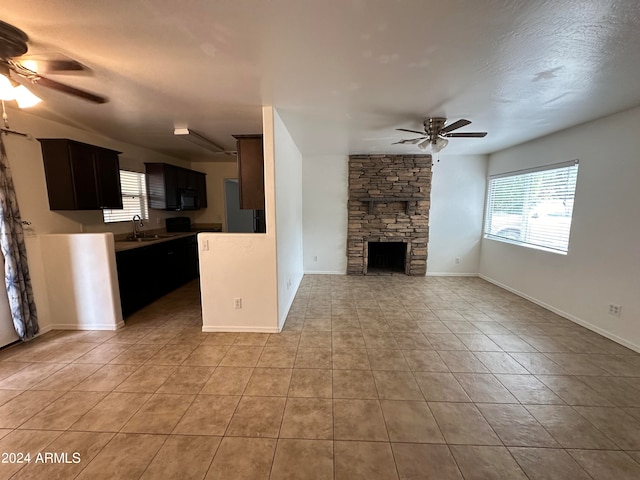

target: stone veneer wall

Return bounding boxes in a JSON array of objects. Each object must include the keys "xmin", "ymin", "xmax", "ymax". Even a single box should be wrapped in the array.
[{"xmin": 348, "ymin": 154, "xmax": 432, "ymax": 275}]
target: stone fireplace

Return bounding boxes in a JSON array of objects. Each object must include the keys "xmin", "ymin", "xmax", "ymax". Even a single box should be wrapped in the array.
[{"xmin": 347, "ymin": 154, "xmax": 432, "ymax": 275}]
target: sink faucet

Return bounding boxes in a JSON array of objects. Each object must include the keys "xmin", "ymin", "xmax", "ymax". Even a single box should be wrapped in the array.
[{"xmin": 131, "ymin": 215, "xmax": 144, "ymax": 239}]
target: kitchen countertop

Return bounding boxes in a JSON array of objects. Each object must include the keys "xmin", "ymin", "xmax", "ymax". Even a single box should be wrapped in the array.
[{"xmin": 114, "ymin": 232, "xmax": 198, "ymax": 252}]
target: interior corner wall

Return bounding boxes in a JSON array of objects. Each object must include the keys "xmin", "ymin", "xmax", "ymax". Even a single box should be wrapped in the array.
[
  {"xmin": 273, "ymin": 109, "xmax": 304, "ymax": 327},
  {"xmin": 302, "ymin": 154, "xmax": 348, "ymax": 274},
  {"xmin": 427, "ymin": 154, "xmax": 487, "ymax": 275},
  {"xmin": 190, "ymin": 160, "xmax": 238, "ymax": 231},
  {"xmin": 479, "ymin": 105, "xmax": 640, "ymax": 351}
]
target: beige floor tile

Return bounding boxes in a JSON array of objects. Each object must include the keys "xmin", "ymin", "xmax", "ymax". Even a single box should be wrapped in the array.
[
  {"xmin": 417, "ymin": 321, "xmax": 452, "ymax": 334},
  {"xmin": 403, "ymin": 350, "xmax": 449, "ymax": 372},
  {"xmin": 70, "ymin": 392, "xmax": 151, "ymax": 432},
  {"xmin": 578, "ymin": 376, "xmax": 640, "ymax": 407},
  {"xmin": 333, "ymin": 398, "xmax": 388, "ymax": 441},
  {"xmin": 414, "ymin": 372, "xmax": 471, "ymax": 402},
  {"xmin": 508, "ymin": 352, "xmax": 568, "ymax": 375},
  {"xmin": 0, "ymin": 430, "xmax": 62, "ymax": 479},
  {"xmin": 332, "ymin": 348, "xmax": 371, "ymax": 370},
  {"xmin": 173, "ymin": 395, "xmax": 240, "ymax": 435},
  {"xmin": 226, "ymin": 396, "xmax": 286, "ymax": 437},
  {"xmin": 526, "ymin": 405, "xmax": 617, "ymax": 449},
  {"xmin": 0, "ymin": 389, "xmax": 22, "ymax": 407},
  {"xmin": 332, "ymin": 331, "xmax": 366, "ymax": 349},
  {"xmin": 157, "ymin": 366, "xmax": 215, "ymax": 394},
  {"xmin": 122, "ymin": 393, "xmax": 194, "ymax": 434},
  {"xmin": 363, "ymin": 331, "xmax": 399, "ymax": 349},
  {"xmin": 537, "ymin": 375, "xmax": 615, "ymax": 406},
  {"xmin": 299, "ymin": 331, "xmax": 332, "ymax": 348},
  {"xmin": 289, "ymin": 369, "xmax": 332, "ymax": 398},
  {"xmin": 477, "ymin": 403, "xmax": 559, "ymax": 447},
  {"xmin": 75, "ymin": 433, "xmax": 166, "ymax": 480},
  {"xmin": 333, "ymin": 369, "xmax": 378, "ymax": 399},
  {"xmin": 256, "ymin": 347, "xmax": 297, "ymax": 368},
  {"xmin": 244, "ymin": 368, "xmax": 292, "ymax": 396},
  {"xmin": 72, "ymin": 364, "xmax": 139, "ymax": 391},
  {"xmin": 373, "ymin": 370, "xmax": 423, "ymax": 400},
  {"xmin": 450, "ymin": 445, "xmax": 527, "ymax": 480},
  {"xmin": 487, "ymin": 335, "xmax": 538, "ymax": 352},
  {"xmin": 108, "ymin": 343, "xmax": 162, "ymax": 364},
  {"xmin": 0, "ymin": 363, "xmax": 67, "ymax": 390},
  {"xmin": 146, "ymin": 344, "xmax": 197, "ymax": 365},
  {"xmin": 334, "ymin": 441, "xmax": 398, "ymax": 480},
  {"xmin": 203, "ymin": 332, "xmax": 239, "ymax": 346},
  {"xmin": 494, "ymin": 374, "xmax": 564, "ymax": 404},
  {"xmin": 206, "ymin": 437, "xmax": 276, "ymax": 479},
  {"xmin": 280, "ymin": 397, "xmax": 333, "ymax": 439},
  {"xmin": 265, "ymin": 332, "xmax": 301, "ymax": 348},
  {"xmin": 429, "ymin": 402, "xmax": 501, "ymax": 445},
  {"xmin": 426, "ymin": 333, "xmax": 467, "ymax": 351},
  {"xmin": 573, "ymin": 405, "xmax": 640, "ymax": 449},
  {"xmin": 233, "ymin": 333, "xmax": 270, "ymax": 346},
  {"xmin": 114, "ymin": 365, "xmax": 177, "ymax": 393},
  {"xmin": 568, "ymin": 450, "xmax": 640, "ymax": 480},
  {"xmin": 544, "ymin": 353, "xmax": 610, "ymax": 375},
  {"xmin": 509, "ymin": 447, "xmax": 592, "ymax": 480},
  {"xmin": 19, "ymin": 390, "xmax": 106, "ymax": 430},
  {"xmin": 140, "ymin": 435, "xmax": 221, "ymax": 480},
  {"xmin": 0, "ymin": 362, "xmax": 31, "ymax": 381},
  {"xmin": 392, "ymin": 443, "xmax": 463, "ymax": 480},
  {"xmin": 218, "ymin": 346, "xmax": 264, "ymax": 367},
  {"xmin": 11, "ymin": 431, "xmax": 113, "ymax": 480},
  {"xmin": 438, "ymin": 351, "xmax": 490, "ymax": 373},
  {"xmin": 200, "ymin": 366, "xmax": 253, "ymax": 395},
  {"xmin": 182, "ymin": 345, "xmax": 231, "ymax": 366},
  {"xmin": 271, "ymin": 439, "xmax": 333, "ymax": 480},
  {"xmin": 473, "ymin": 352, "xmax": 529, "ymax": 374},
  {"xmin": 380, "ymin": 400, "xmax": 444, "ymax": 443},
  {"xmin": 30, "ymin": 363, "xmax": 102, "ymax": 391},
  {"xmin": 295, "ymin": 348, "xmax": 332, "ymax": 369},
  {"xmin": 0, "ymin": 390, "xmax": 64, "ymax": 428},
  {"xmin": 367, "ymin": 349, "xmax": 410, "ymax": 371},
  {"xmin": 454, "ymin": 373, "xmax": 518, "ymax": 403},
  {"xmin": 392, "ymin": 331, "xmax": 432, "ymax": 350}
]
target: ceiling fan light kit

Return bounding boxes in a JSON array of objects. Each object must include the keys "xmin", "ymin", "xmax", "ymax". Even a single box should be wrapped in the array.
[{"xmin": 394, "ymin": 117, "xmax": 487, "ymax": 158}]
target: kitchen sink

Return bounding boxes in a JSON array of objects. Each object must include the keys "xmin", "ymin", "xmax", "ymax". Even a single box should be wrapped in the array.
[{"xmin": 117, "ymin": 233, "xmax": 181, "ymax": 243}]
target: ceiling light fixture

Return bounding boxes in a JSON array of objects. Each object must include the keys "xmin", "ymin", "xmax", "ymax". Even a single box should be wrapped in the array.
[
  {"xmin": 0, "ymin": 67, "xmax": 41, "ymax": 107},
  {"xmin": 173, "ymin": 128, "xmax": 225, "ymax": 153},
  {"xmin": 417, "ymin": 137, "xmax": 449, "ymax": 154}
]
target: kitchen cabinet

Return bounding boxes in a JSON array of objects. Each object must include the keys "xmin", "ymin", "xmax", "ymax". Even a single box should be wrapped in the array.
[
  {"xmin": 233, "ymin": 134, "xmax": 264, "ymax": 210},
  {"xmin": 116, "ymin": 235, "xmax": 199, "ymax": 317},
  {"xmin": 145, "ymin": 163, "xmax": 207, "ymax": 210},
  {"xmin": 38, "ymin": 139, "xmax": 123, "ymax": 210}
]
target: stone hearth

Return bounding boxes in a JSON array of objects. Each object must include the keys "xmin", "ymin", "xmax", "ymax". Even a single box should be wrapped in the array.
[{"xmin": 347, "ymin": 154, "xmax": 432, "ymax": 276}]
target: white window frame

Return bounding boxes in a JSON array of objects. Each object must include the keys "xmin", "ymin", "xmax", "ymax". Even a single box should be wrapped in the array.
[
  {"xmin": 103, "ymin": 170, "xmax": 149, "ymax": 223},
  {"xmin": 483, "ymin": 160, "xmax": 579, "ymax": 255}
]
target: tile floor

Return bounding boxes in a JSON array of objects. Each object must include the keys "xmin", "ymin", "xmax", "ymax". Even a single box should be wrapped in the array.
[{"xmin": 0, "ymin": 275, "xmax": 639, "ymax": 479}]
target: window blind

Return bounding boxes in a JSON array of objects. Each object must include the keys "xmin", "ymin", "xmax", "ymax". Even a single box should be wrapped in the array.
[
  {"xmin": 483, "ymin": 160, "xmax": 579, "ymax": 254},
  {"xmin": 103, "ymin": 170, "xmax": 149, "ymax": 223}
]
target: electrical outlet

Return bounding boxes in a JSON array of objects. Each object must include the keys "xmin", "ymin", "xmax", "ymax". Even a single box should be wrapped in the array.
[
  {"xmin": 156, "ymin": 217, "xmax": 162, "ymax": 225},
  {"xmin": 202, "ymin": 240, "xmax": 209, "ymax": 251},
  {"xmin": 313, "ymin": 256, "xmax": 318, "ymax": 262},
  {"xmin": 287, "ymin": 279, "xmax": 291, "ymax": 290},
  {"xmin": 455, "ymin": 257, "xmax": 461, "ymax": 264},
  {"xmin": 234, "ymin": 298, "xmax": 242, "ymax": 309},
  {"xmin": 608, "ymin": 304, "xmax": 622, "ymax": 316}
]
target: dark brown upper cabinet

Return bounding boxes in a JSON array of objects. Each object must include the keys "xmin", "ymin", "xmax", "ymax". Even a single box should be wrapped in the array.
[
  {"xmin": 145, "ymin": 163, "xmax": 207, "ymax": 210},
  {"xmin": 38, "ymin": 139, "xmax": 123, "ymax": 210},
  {"xmin": 233, "ymin": 134, "xmax": 264, "ymax": 210}
]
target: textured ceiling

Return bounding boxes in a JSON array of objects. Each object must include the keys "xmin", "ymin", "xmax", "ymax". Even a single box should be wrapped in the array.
[{"xmin": 2, "ymin": 0, "xmax": 640, "ymax": 159}]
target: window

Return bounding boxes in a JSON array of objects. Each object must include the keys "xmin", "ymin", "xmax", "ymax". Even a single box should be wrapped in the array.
[
  {"xmin": 103, "ymin": 170, "xmax": 149, "ymax": 223},
  {"xmin": 483, "ymin": 160, "xmax": 579, "ymax": 254}
]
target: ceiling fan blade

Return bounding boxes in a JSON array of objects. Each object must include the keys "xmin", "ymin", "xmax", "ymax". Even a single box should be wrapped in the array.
[
  {"xmin": 18, "ymin": 58, "xmax": 87, "ymax": 73},
  {"xmin": 444, "ymin": 132, "xmax": 487, "ymax": 138},
  {"xmin": 392, "ymin": 137, "xmax": 425, "ymax": 144},
  {"xmin": 28, "ymin": 75, "xmax": 107, "ymax": 104},
  {"xmin": 396, "ymin": 128, "xmax": 425, "ymax": 135},
  {"xmin": 440, "ymin": 119, "xmax": 471, "ymax": 134}
]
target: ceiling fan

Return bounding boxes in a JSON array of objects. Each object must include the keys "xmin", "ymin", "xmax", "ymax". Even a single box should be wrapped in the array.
[
  {"xmin": 0, "ymin": 19, "xmax": 107, "ymax": 110},
  {"xmin": 393, "ymin": 117, "xmax": 487, "ymax": 155}
]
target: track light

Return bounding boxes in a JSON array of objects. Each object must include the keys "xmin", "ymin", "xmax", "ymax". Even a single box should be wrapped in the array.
[{"xmin": 174, "ymin": 128, "xmax": 225, "ymax": 153}]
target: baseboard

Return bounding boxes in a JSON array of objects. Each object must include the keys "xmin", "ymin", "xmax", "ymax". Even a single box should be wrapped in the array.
[
  {"xmin": 303, "ymin": 270, "xmax": 346, "ymax": 275},
  {"xmin": 202, "ymin": 325, "xmax": 280, "ymax": 333},
  {"xmin": 426, "ymin": 272, "xmax": 480, "ymax": 277},
  {"xmin": 50, "ymin": 321, "xmax": 124, "ymax": 331},
  {"xmin": 479, "ymin": 274, "xmax": 640, "ymax": 354}
]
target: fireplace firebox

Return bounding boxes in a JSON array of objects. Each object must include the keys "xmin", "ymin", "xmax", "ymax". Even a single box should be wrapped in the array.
[{"xmin": 367, "ymin": 241, "xmax": 406, "ymax": 274}]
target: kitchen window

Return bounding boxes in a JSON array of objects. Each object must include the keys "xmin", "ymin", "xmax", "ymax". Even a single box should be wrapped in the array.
[
  {"xmin": 103, "ymin": 170, "xmax": 149, "ymax": 223},
  {"xmin": 483, "ymin": 160, "xmax": 579, "ymax": 254}
]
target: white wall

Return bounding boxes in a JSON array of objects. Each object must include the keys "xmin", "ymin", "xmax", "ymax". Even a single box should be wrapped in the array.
[
  {"xmin": 199, "ymin": 106, "xmax": 279, "ymax": 333},
  {"xmin": 480, "ymin": 106, "xmax": 640, "ymax": 351},
  {"xmin": 302, "ymin": 155, "xmax": 348, "ymax": 274},
  {"xmin": 427, "ymin": 154, "xmax": 487, "ymax": 275},
  {"xmin": 190, "ymin": 160, "xmax": 238, "ymax": 231},
  {"xmin": 273, "ymin": 109, "xmax": 304, "ymax": 328}
]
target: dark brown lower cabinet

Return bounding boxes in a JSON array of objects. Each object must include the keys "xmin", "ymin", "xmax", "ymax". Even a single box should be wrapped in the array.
[{"xmin": 116, "ymin": 236, "xmax": 199, "ymax": 317}]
